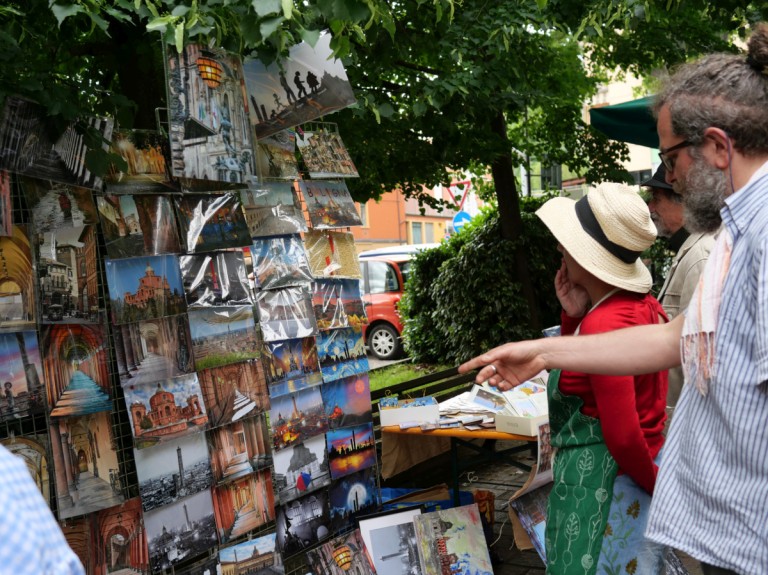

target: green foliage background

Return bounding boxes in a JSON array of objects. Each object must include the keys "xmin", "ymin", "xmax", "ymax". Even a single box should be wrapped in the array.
[{"xmin": 400, "ymin": 195, "xmax": 562, "ymax": 364}]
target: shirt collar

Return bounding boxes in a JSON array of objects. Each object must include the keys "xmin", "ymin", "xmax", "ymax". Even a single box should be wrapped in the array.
[
  {"xmin": 667, "ymin": 227, "xmax": 690, "ymax": 253},
  {"xmin": 722, "ymin": 159, "xmax": 768, "ymax": 236}
]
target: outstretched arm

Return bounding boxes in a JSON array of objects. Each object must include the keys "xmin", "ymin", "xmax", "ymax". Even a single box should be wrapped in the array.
[{"xmin": 459, "ymin": 313, "xmax": 684, "ymax": 390}]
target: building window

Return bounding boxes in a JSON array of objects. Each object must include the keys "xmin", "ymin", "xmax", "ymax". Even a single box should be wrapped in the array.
[
  {"xmin": 425, "ymin": 222, "xmax": 434, "ymax": 243},
  {"xmin": 411, "ymin": 222, "xmax": 422, "ymax": 243}
]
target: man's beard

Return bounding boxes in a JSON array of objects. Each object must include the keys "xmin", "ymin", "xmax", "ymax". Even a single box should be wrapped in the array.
[
  {"xmin": 675, "ymin": 152, "xmax": 726, "ymax": 234},
  {"xmin": 651, "ymin": 214, "xmax": 672, "ymax": 238}
]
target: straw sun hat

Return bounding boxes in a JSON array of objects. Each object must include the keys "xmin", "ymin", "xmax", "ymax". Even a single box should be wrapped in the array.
[{"xmin": 535, "ymin": 182, "xmax": 657, "ymax": 293}]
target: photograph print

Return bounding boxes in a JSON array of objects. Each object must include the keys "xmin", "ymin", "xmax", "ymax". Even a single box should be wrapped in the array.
[
  {"xmin": 0, "ymin": 226, "xmax": 36, "ymax": 331},
  {"xmin": 301, "ymin": 180, "xmax": 362, "ymax": 229},
  {"xmin": 316, "ymin": 326, "xmax": 369, "ymax": 383},
  {"xmin": 0, "ymin": 330, "xmax": 44, "ymax": 421},
  {"xmin": 60, "ymin": 517, "xmax": 91, "ymax": 572},
  {"xmin": 1, "ymin": 432, "xmax": 51, "ymax": 505},
  {"xmin": 243, "ymin": 32, "xmax": 356, "ymax": 139},
  {"xmin": 321, "ymin": 373, "xmax": 372, "ymax": 429},
  {"xmin": 297, "ymin": 129, "xmax": 359, "ymax": 179},
  {"xmin": 269, "ymin": 386, "xmax": 328, "ymax": 452},
  {"xmin": 144, "ymin": 489, "xmax": 218, "ymax": 573},
  {"xmin": 328, "ymin": 466, "xmax": 379, "ymax": 533},
  {"xmin": 275, "ymin": 488, "xmax": 331, "ymax": 556},
  {"xmin": 0, "ymin": 170, "xmax": 11, "ymax": 237},
  {"xmin": 90, "ymin": 497, "xmax": 149, "ymax": 575},
  {"xmin": 254, "ymin": 129, "xmax": 299, "ymax": 179},
  {"xmin": 174, "ymin": 192, "xmax": 252, "ymax": 253},
  {"xmin": 105, "ymin": 254, "xmax": 187, "ymax": 325},
  {"xmin": 123, "ymin": 374, "xmax": 208, "ymax": 450},
  {"xmin": 208, "ymin": 415, "xmax": 272, "ymax": 485},
  {"xmin": 251, "ymin": 234, "xmax": 312, "ymax": 290},
  {"xmin": 305, "ymin": 529, "xmax": 375, "ymax": 575},
  {"xmin": 312, "ymin": 278, "xmax": 366, "ymax": 331},
  {"xmin": 97, "ymin": 194, "xmax": 181, "ymax": 259},
  {"xmin": 173, "ymin": 555, "xmax": 222, "ymax": 575},
  {"xmin": 20, "ymin": 176, "xmax": 99, "ymax": 233},
  {"xmin": 357, "ymin": 507, "xmax": 423, "ymax": 575},
  {"xmin": 212, "ymin": 467, "xmax": 275, "ymax": 543},
  {"xmin": 181, "ymin": 250, "xmax": 253, "ymax": 308},
  {"xmin": 165, "ymin": 44, "xmax": 256, "ymax": 186},
  {"xmin": 188, "ymin": 306, "xmax": 261, "ymax": 370},
  {"xmin": 325, "ymin": 422, "xmax": 376, "ymax": 480},
  {"xmin": 304, "ymin": 230, "xmax": 361, "ymax": 279},
  {"xmin": 240, "ymin": 180, "xmax": 307, "ymax": 238},
  {"xmin": 272, "ymin": 434, "xmax": 331, "ymax": 504},
  {"xmin": 104, "ymin": 129, "xmax": 175, "ymax": 193},
  {"xmin": 134, "ymin": 430, "xmax": 213, "ymax": 512},
  {"xmin": 261, "ymin": 335, "xmax": 322, "ymax": 399},
  {"xmin": 0, "ymin": 95, "xmax": 113, "ymax": 190},
  {"xmin": 255, "ymin": 285, "xmax": 318, "ymax": 342},
  {"xmin": 197, "ymin": 358, "xmax": 269, "ymax": 429},
  {"xmin": 219, "ymin": 532, "xmax": 284, "ymax": 575}
]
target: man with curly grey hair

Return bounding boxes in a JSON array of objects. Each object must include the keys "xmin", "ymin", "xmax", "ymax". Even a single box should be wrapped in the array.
[{"xmin": 460, "ymin": 23, "xmax": 768, "ymax": 575}]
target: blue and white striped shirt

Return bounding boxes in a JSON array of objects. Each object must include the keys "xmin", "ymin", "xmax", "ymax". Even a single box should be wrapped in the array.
[
  {"xmin": 646, "ymin": 162, "xmax": 768, "ymax": 573},
  {"xmin": 0, "ymin": 444, "xmax": 85, "ymax": 574}
]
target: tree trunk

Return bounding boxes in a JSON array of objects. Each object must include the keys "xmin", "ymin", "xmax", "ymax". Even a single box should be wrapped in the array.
[{"xmin": 490, "ymin": 110, "xmax": 542, "ymax": 332}]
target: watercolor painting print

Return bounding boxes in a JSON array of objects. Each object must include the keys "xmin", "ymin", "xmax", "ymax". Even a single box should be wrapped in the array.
[
  {"xmin": 275, "ymin": 488, "xmax": 331, "ymax": 556},
  {"xmin": 325, "ymin": 422, "xmax": 376, "ymax": 480},
  {"xmin": 301, "ymin": 180, "xmax": 362, "ymax": 229},
  {"xmin": 0, "ymin": 330, "xmax": 44, "ymax": 421},
  {"xmin": 97, "ymin": 194, "xmax": 181, "ymax": 259},
  {"xmin": 321, "ymin": 373, "xmax": 372, "ymax": 429},
  {"xmin": 269, "ymin": 386, "xmax": 328, "ymax": 452},
  {"xmin": 1, "ymin": 432, "xmax": 51, "ymax": 504},
  {"xmin": 272, "ymin": 434, "xmax": 331, "ymax": 504},
  {"xmin": 208, "ymin": 415, "xmax": 272, "ymax": 485},
  {"xmin": 90, "ymin": 498, "xmax": 149, "ymax": 575},
  {"xmin": 50, "ymin": 411, "xmax": 126, "ymax": 520},
  {"xmin": 41, "ymin": 323, "xmax": 111, "ymax": 418},
  {"xmin": 104, "ymin": 129, "xmax": 176, "ymax": 193},
  {"xmin": 312, "ymin": 278, "xmax": 366, "ymax": 331},
  {"xmin": 251, "ymin": 234, "xmax": 312, "ymax": 290},
  {"xmin": 0, "ymin": 226, "xmax": 37, "ymax": 331},
  {"xmin": 175, "ymin": 192, "xmax": 252, "ymax": 253},
  {"xmin": 306, "ymin": 529, "xmax": 375, "ymax": 575},
  {"xmin": 261, "ymin": 336, "xmax": 322, "ymax": 399},
  {"xmin": 197, "ymin": 359, "xmax": 269, "ymax": 429},
  {"xmin": 328, "ymin": 467, "xmax": 379, "ymax": 533},
  {"xmin": 316, "ymin": 326, "xmax": 369, "ymax": 383},
  {"xmin": 188, "ymin": 306, "xmax": 261, "ymax": 370},
  {"xmin": 19, "ymin": 176, "xmax": 99, "ymax": 233},
  {"xmin": 123, "ymin": 374, "xmax": 208, "ymax": 450},
  {"xmin": 134, "ymin": 431, "xmax": 213, "ymax": 512},
  {"xmin": 240, "ymin": 180, "xmax": 307, "ymax": 238},
  {"xmin": 304, "ymin": 230, "xmax": 361, "ymax": 279},
  {"xmin": 180, "ymin": 250, "xmax": 253, "ymax": 308},
  {"xmin": 144, "ymin": 489, "xmax": 218, "ymax": 573},
  {"xmin": 105, "ymin": 254, "xmax": 187, "ymax": 325},
  {"xmin": 212, "ymin": 467, "xmax": 275, "ymax": 542},
  {"xmin": 219, "ymin": 532, "xmax": 283, "ymax": 575},
  {"xmin": 255, "ymin": 129, "xmax": 299, "ymax": 179},
  {"xmin": 255, "ymin": 286, "xmax": 318, "ymax": 342}
]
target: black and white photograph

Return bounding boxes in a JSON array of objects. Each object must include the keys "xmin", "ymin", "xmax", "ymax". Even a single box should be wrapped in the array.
[{"xmin": 275, "ymin": 488, "xmax": 332, "ymax": 556}]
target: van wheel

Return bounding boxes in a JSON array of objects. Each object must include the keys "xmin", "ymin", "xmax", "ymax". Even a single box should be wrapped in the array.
[{"xmin": 368, "ymin": 324, "xmax": 403, "ymax": 360}]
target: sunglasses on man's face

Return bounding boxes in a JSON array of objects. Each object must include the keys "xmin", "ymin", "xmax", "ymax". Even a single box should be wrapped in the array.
[{"xmin": 659, "ymin": 140, "xmax": 693, "ymax": 172}]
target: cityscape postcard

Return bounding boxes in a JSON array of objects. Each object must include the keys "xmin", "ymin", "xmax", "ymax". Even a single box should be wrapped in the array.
[{"xmin": 188, "ymin": 305, "xmax": 261, "ymax": 370}]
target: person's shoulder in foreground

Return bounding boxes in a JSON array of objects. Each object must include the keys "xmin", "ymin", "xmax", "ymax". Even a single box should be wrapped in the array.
[{"xmin": 0, "ymin": 444, "xmax": 85, "ymax": 575}]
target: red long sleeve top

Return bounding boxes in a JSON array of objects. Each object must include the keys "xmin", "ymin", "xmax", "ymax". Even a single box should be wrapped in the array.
[{"xmin": 559, "ymin": 291, "xmax": 668, "ymax": 495}]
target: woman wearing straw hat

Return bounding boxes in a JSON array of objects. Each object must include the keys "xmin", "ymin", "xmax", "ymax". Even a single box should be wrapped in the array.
[{"xmin": 532, "ymin": 183, "xmax": 668, "ymax": 574}]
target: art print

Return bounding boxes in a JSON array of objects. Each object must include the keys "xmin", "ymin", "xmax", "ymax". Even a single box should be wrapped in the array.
[
  {"xmin": 144, "ymin": 489, "xmax": 218, "ymax": 573},
  {"xmin": 275, "ymin": 488, "xmax": 332, "ymax": 555},
  {"xmin": 304, "ymin": 230, "xmax": 362, "ymax": 279},
  {"xmin": 357, "ymin": 507, "xmax": 422, "ymax": 575},
  {"xmin": 173, "ymin": 555, "xmax": 222, "ymax": 575},
  {"xmin": 41, "ymin": 323, "xmax": 111, "ymax": 418},
  {"xmin": 113, "ymin": 315, "xmax": 195, "ymax": 388},
  {"xmin": 243, "ymin": 32, "xmax": 356, "ymax": 139},
  {"xmin": 301, "ymin": 180, "xmax": 362, "ymax": 229},
  {"xmin": 1, "ymin": 432, "xmax": 50, "ymax": 504},
  {"xmin": 255, "ymin": 129, "xmax": 299, "ymax": 179},
  {"xmin": 188, "ymin": 306, "xmax": 261, "ymax": 370},
  {"xmin": 134, "ymin": 431, "xmax": 213, "ymax": 512},
  {"xmin": 0, "ymin": 95, "xmax": 113, "ymax": 190},
  {"xmin": 104, "ymin": 129, "xmax": 175, "ymax": 193},
  {"xmin": 328, "ymin": 467, "xmax": 379, "ymax": 533},
  {"xmin": 241, "ymin": 180, "xmax": 307, "ymax": 238},
  {"xmin": 269, "ymin": 386, "xmax": 328, "ymax": 451},
  {"xmin": 50, "ymin": 411, "xmax": 126, "ymax": 520},
  {"xmin": 322, "ymin": 373, "xmax": 372, "ymax": 429},
  {"xmin": 90, "ymin": 498, "xmax": 149, "ymax": 575},
  {"xmin": 166, "ymin": 44, "xmax": 256, "ymax": 185},
  {"xmin": 316, "ymin": 327, "xmax": 369, "ymax": 383},
  {"xmin": 262, "ymin": 336, "xmax": 322, "ymax": 399},
  {"xmin": 306, "ymin": 529, "xmax": 375, "ymax": 575},
  {"xmin": 181, "ymin": 250, "xmax": 253, "ymax": 307},
  {"xmin": 219, "ymin": 532, "xmax": 283, "ymax": 575},
  {"xmin": 326, "ymin": 422, "xmax": 376, "ymax": 480},
  {"xmin": 255, "ymin": 286, "xmax": 318, "ymax": 342},
  {"xmin": 209, "ymin": 415, "xmax": 272, "ymax": 485},
  {"xmin": 212, "ymin": 467, "xmax": 275, "ymax": 542},
  {"xmin": 20, "ymin": 176, "xmax": 99, "ymax": 233},
  {"xmin": 105, "ymin": 254, "xmax": 187, "ymax": 325},
  {"xmin": 0, "ymin": 225, "xmax": 36, "ymax": 330},
  {"xmin": 197, "ymin": 359, "xmax": 269, "ymax": 429},
  {"xmin": 97, "ymin": 194, "xmax": 181, "ymax": 259},
  {"xmin": 123, "ymin": 374, "xmax": 208, "ymax": 449},
  {"xmin": 0, "ymin": 331, "xmax": 44, "ymax": 421},
  {"xmin": 0, "ymin": 170, "xmax": 11, "ymax": 237},
  {"xmin": 297, "ymin": 129, "xmax": 359, "ymax": 179},
  {"xmin": 312, "ymin": 278, "xmax": 366, "ymax": 331},
  {"xmin": 251, "ymin": 234, "xmax": 312, "ymax": 290},
  {"xmin": 175, "ymin": 192, "xmax": 252, "ymax": 253},
  {"xmin": 273, "ymin": 434, "xmax": 331, "ymax": 504},
  {"xmin": 60, "ymin": 516, "xmax": 91, "ymax": 572},
  {"xmin": 412, "ymin": 504, "xmax": 493, "ymax": 575}
]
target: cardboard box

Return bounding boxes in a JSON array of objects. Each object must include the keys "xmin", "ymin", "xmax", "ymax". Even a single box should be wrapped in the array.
[
  {"xmin": 494, "ymin": 413, "xmax": 548, "ymax": 437},
  {"xmin": 379, "ymin": 397, "xmax": 440, "ymax": 427}
]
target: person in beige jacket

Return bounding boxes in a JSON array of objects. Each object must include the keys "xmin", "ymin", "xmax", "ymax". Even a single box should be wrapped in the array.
[{"xmin": 644, "ymin": 164, "xmax": 715, "ymax": 424}]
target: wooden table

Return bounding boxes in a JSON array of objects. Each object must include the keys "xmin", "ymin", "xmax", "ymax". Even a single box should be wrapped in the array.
[{"xmin": 382, "ymin": 425, "xmax": 537, "ymax": 505}]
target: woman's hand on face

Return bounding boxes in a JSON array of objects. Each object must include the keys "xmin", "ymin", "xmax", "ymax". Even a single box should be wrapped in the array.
[
  {"xmin": 458, "ymin": 340, "xmax": 546, "ymax": 391},
  {"xmin": 555, "ymin": 260, "xmax": 590, "ymax": 318}
]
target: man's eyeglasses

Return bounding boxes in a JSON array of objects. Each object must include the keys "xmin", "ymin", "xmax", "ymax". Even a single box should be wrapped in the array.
[{"xmin": 659, "ymin": 140, "xmax": 693, "ymax": 172}]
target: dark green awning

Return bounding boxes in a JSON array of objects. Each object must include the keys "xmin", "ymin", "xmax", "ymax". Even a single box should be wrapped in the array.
[{"xmin": 589, "ymin": 95, "xmax": 658, "ymax": 149}]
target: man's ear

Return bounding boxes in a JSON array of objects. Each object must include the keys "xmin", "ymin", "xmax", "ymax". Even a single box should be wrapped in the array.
[{"xmin": 701, "ymin": 127, "xmax": 732, "ymax": 170}]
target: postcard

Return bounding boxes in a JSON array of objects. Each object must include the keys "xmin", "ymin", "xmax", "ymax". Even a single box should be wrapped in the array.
[
  {"xmin": 218, "ymin": 533, "xmax": 282, "ymax": 575},
  {"xmin": 188, "ymin": 306, "xmax": 261, "ymax": 370},
  {"xmin": 0, "ymin": 226, "xmax": 36, "ymax": 330},
  {"xmin": 240, "ymin": 180, "xmax": 307, "ymax": 238},
  {"xmin": 301, "ymin": 180, "xmax": 362, "ymax": 229},
  {"xmin": 251, "ymin": 234, "xmax": 312, "ymax": 290},
  {"xmin": 104, "ymin": 129, "xmax": 176, "ymax": 193},
  {"xmin": 60, "ymin": 517, "xmax": 91, "ymax": 572},
  {"xmin": 180, "ymin": 250, "xmax": 253, "ymax": 307},
  {"xmin": 269, "ymin": 386, "xmax": 328, "ymax": 451},
  {"xmin": 1, "ymin": 432, "xmax": 50, "ymax": 504},
  {"xmin": 312, "ymin": 278, "xmax": 365, "ymax": 331},
  {"xmin": 296, "ymin": 128, "xmax": 359, "ymax": 179},
  {"xmin": 328, "ymin": 467, "xmax": 379, "ymax": 533},
  {"xmin": 197, "ymin": 358, "xmax": 270, "ymax": 429},
  {"xmin": 173, "ymin": 555, "xmax": 222, "ymax": 575},
  {"xmin": 255, "ymin": 129, "xmax": 299, "ymax": 179},
  {"xmin": 357, "ymin": 507, "xmax": 422, "ymax": 575},
  {"xmin": 208, "ymin": 415, "xmax": 272, "ymax": 484},
  {"xmin": 304, "ymin": 230, "xmax": 361, "ymax": 279},
  {"xmin": 90, "ymin": 498, "xmax": 148, "ymax": 575},
  {"xmin": 275, "ymin": 488, "xmax": 331, "ymax": 555},
  {"xmin": 0, "ymin": 331, "xmax": 44, "ymax": 422},
  {"xmin": 272, "ymin": 434, "xmax": 331, "ymax": 504},
  {"xmin": 212, "ymin": 467, "xmax": 275, "ymax": 542},
  {"xmin": 0, "ymin": 170, "xmax": 11, "ymax": 237},
  {"xmin": 316, "ymin": 326, "xmax": 369, "ymax": 383},
  {"xmin": 20, "ymin": 176, "xmax": 99, "ymax": 233},
  {"xmin": 175, "ymin": 192, "xmax": 252, "ymax": 253},
  {"xmin": 326, "ymin": 422, "xmax": 376, "ymax": 480},
  {"xmin": 322, "ymin": 373, "xmax": 372, "ymax": 429},
  {"xmin": 255, "ymin": 286, "xmax": 318, "ymax": 342},
  {"xmin": 306, "ymin": 529, "xmax": 375, "ymax": 575},
  {"xmin": 261, "ymin": 336, "xmax": 322, "ymax": 399}
]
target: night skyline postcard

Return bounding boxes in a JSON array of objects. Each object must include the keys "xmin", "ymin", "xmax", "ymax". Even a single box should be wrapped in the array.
[
  {"xmin": 273, "ymin": 434, "xmax": 331, "ymax": 504},
  {"xmin": 20, "ymin": 176, "xmax": 99, "ymax": 233},
  {"xmin": 304, "ymin": 230, "xmax": 361, "ymax": 279},
  {"xmin": 197, "ymin": 358, "xmax": 269, "ymax": 430},
  {"xmin": 255, "ymin": 129, "xmax": 299, "ymax": 179},
  {"xmin": 262, "ymin": 336, "xmax": 322, "ymax": 399},
  {"xmin": 174, "ymin": 192, "xmax": 252, "ymax": 253},
  {"xmin": 104, "ymin": 129, "xmax": 176, "ymax": 193},
  {"xmin": 275, "ymin": 488, "xmax": 331, "ymax": 556},
  {"xmin": 188, "ymin": 306, "xmax": 261, "ymax": 370},
  {"xmin": 301, "ymin": 180, "xmax": 362, "ymax": 229},
  {"xmin": 180, "ymin": 250, "xmax": 253, "ymax": 308},
  {"xmin": 321, "ymin": 373, "xmax": 372, "ymax": 430},
  {"xmin": 325, "ymin": 422, "xmax": 376, "ymax": 480},
  {"xmin": 316, "ymin": 327, "xmax": 369, "ymax": 383},
  {"xmin": 312, "ymin": 278, "xmax": 366, "ymax": 331},
  {"xmin": 219, "ymin": 532, "xmax": 283, "ymax": 574},
  {"xmin": 255, "ymin": 286, "xmax": 318, "ymax": 342},
  {"xmin": 297, "ymin": 129, "xmax": 359, "ymax": 179},
  {"xmin": 0, "ymin": 330, "xmax": 44, "ymax": 422},
  {"xmin": 269, "ymin": 385, "xmax": 328, "ymax": 452},
  {"xmin": 105, "ymin": 254, "xmax": 187, "ymax": 325},
  {"xmin": 212, "ymin": 467, "xmax": 275, "ymax": 543},
  {"xmin": 240, "ymin": 180, "xmax": 307, "ymax": 238},
  {"xmin": 328, "ymin": 467, "xmax": 379, "ymax": 533},
  {"xmin": 251, "ymin": 234, "xmax": 312, "ymax": 290}
]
